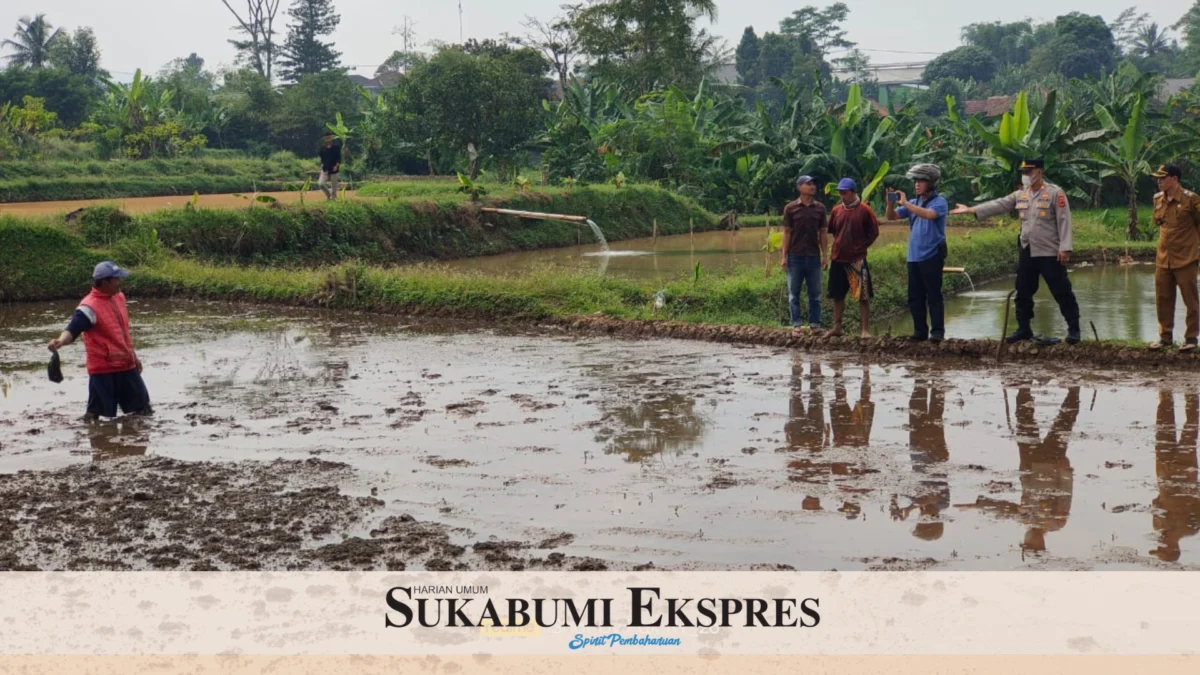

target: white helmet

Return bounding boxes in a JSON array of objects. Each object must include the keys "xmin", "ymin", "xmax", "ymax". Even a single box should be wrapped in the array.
[{"xmin": 906, "ymin": 163, "xmax": 942, "ymax": 187}]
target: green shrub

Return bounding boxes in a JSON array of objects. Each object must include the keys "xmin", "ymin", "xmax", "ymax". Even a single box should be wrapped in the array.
[
  {"xmin": 78, "ymin": 206, "xmax": 139, "ymax": 247},
  {"xmin": 0, "ymin": 217, "xmax": 106, "ymax": 300}
]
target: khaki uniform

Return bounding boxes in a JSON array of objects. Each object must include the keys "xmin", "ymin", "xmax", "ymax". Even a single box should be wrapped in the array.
[
  {"xmin": 974, "ymin": 183, "xmax": 1073, "ymax": 256},
  {"xmin": 973, "ymin": 183, "xmax": 1080, "ymax": 332},
  {"xmin": 1153, "ymin": 186, "xmax": 1200, "ymax": 343}
]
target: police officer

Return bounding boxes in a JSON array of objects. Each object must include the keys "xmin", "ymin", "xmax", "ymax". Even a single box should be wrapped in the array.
[
  {"xmin": 951, "ymin": 159, "xmax": 1081, "ymax": 344},
  {"xmin": 1149, "ymin": 163, "xmax": 1200, "ymax": 352}
]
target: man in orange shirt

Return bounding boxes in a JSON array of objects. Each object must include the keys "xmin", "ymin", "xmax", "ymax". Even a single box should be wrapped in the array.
[
  {"xmin": 825, "ymin": 178, "xmax": 880, "ymax": 338},
  {"xmin": 47, "ymin": 261, "xmax": 151, "ymax": 421}
]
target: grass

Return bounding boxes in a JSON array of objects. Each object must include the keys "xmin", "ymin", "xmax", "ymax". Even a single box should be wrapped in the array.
[
  {"xmin": 0, "ymin": 153, "xmax": 318, "ymax": 202},
  {"xmin": 52, "ymin": 185, "xmax": 717, "ymax": 266}
]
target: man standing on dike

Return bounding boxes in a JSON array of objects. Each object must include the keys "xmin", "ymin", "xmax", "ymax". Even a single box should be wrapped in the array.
[
  {"xmin": 318, "ymin": 131, "xmax": 342, "ymax": 200},
  {"xmin": 951, "ymin": 159, "xmax": 1081, "ymax": 345},
  {"xmin": 887, "ymin": 164, "xmax": 949, "ymax": 343},
  {"xmin": 1149, "ymin": 163, "xmax": 1200, "ymax": 352},
  {"xmin": 47, "ymin": 261, "xmax": 151, "ymax": 422},
  {"xmin": 781, "ymin": 175, "xmax": 829, "ymax": 335},
  {"xmin": 825, "ymin": 178, "xmax": 880, "ymax": 338}
]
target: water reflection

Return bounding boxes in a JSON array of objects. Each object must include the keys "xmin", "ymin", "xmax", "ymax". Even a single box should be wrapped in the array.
[
  {"xmin": 1152, "ymin": 390, "xmax": 1200, "ymax": 563},
  {"xmin": 829, "ymin": 363, "xmax": 874, "ymax": 449},
  {"xmin": 85, "ymin": 420, "xmax": 149, "ymax": 462},
  {"xmin": 597, "ymin": 391, "xmax": 708, "ymax": 463},
  {"xmin": 785, "ymin": 360, "xmax": 875, "ymax": 516},
  {"xmin": 891, "ymin": 378, "xmax": 950, "ymax": 541},
  {"xmin": 960, "ymin": 387, "xmax": 1080, "ymax": 553}
]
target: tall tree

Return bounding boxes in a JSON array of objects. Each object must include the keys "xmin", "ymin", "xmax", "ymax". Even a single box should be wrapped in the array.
[
  {"xmin": 1110, "ymin": 8, "xmax": 1150, "ymax": 55},
  {"xmin": 49, "ymin": 27, "xmax": 104, "ymax": 81},
  {"xmin": 277, "ymin": 0, "xmax": 342, "ymax": 81},
  {"xmin": 1030, "ymin": 12, "xmax": 1116, "ymax": 79},
  {"xmin": 734, "ymin": 27, "xmax": 760, "ymax": 86},
  {"xmin": 1133, "ymin": 23, "xmax": 1174, "ymax": 58},
  {"xmin": 922, "ymin": 46, "xmax": 997, "ymax": 85},
  {"xmin": 573, "ymin": 0, "xmax": 718, "ymax": 94},
  {"xmin": 2, "ymin": 15, "xmax": 63, "ymax": 69},
  {"xmin": 517, "ymin": 9, "xmax": 581, "ymax": 93},
  {"xmin": 221, "ymin": 0, "xmax": 283, "ymax": 82},
  {"xmin": 778, "ymin": 3, "xmax": 853, "ymax": 56},
  {"xmin": 961, "ymin": 20, "xmax": 1037, "ymax": 67}
]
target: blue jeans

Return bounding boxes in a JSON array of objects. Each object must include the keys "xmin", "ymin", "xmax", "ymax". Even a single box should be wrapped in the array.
[{"xmin": 787, "ymin": 255, "xmax": 823, "ymax": 327}]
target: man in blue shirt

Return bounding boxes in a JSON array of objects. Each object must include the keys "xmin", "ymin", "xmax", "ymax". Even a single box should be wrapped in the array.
[{"xmin": 887, "ymin": 164, "xmax": 949, "ymax": 343}]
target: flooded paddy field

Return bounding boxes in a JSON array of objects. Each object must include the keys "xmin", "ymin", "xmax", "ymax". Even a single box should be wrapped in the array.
[
  {"xmin": 443, "ymin": 224, "xmax": 973, "ymax": 282},
  {"xmin": 1, "ymin": 300, "xmax": 1196, "ymax": 571}
]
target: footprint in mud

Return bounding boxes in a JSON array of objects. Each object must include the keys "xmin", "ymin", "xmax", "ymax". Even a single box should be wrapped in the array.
[
  {"xmin": 423, "ymin": 456, "xmax": 474, "ymax": 469},
  {"xmin": 445, "ymin": 400, "xmax": 486, "ymax": 416},
  {"xmin": 509, "ymin": 394, "xmax": 559, "ymax": 412}
]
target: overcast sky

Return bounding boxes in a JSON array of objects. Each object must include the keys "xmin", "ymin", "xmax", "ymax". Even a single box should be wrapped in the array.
[{"xmin": 3, "ymin": 0, "xmax": 1195, "ymax": 78}]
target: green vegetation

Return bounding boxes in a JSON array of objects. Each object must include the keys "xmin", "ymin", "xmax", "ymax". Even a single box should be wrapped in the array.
[
  {"xmin": 0, "ymin": 215, "xmax": 104, "ymax": 300},
  {"xmin": 24, "ymin": 186, "xmax": 713, "ymax": 266},
  {"xmin": 0, "ymin": 177, "xmax": 1158, "ymax": 335},
  {"xmin": 0, "ymin": 152, "xmax": 316, "ymax": 201}
]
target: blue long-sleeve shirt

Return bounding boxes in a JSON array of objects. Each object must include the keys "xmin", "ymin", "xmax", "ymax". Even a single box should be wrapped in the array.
[{"xmin": 897, "ymin": 194, "xmax": 949, "ymax": 263}]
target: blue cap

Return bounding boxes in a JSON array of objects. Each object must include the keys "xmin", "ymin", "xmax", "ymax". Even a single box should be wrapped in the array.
[
  {"xmin": 796, "ymin": 175, "xmax": 815, "ymax": 186},
  {"xmin": 93, "ymin": 261, "xmax": 131, "ymax": 281},
  {"xmin": 837, "ymin": 178, "xmax": 858, "ymax": 192}
]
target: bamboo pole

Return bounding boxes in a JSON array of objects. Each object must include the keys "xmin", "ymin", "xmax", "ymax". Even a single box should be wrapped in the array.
[
  {"xmin": 690, "ymin": 217, "xmax": 694, "ymax": 238},
  {"xmin": 479, "ymin": 207, "xmax": 588, "ymax": 223},
  {"xmin": 653, "ymin": 219, "xmax": 658, "ymax": 244}
]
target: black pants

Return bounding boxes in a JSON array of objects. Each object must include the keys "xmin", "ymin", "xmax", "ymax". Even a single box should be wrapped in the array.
[
  {"xmin": 907, "ymin": 242, "xmax": 947, "ymax": 338},
  {"xmin": 1016, "ymin": 242, "xmax": 1080, "ymax": 332}
]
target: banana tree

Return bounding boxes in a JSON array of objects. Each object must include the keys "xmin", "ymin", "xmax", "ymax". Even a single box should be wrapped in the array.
[
  {"xmin": 1088, "ymin": 96, "xmax": 1197, "ymax": 241},
  {"xmin": 967, "ymin": 90, "xmax": 1107, "ymax": 201}
]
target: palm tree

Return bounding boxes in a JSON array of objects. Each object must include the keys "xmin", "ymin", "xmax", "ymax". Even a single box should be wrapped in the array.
[
  {"xmin": 1132, "ymin": 23, "xmax": 1172, "ymax": 58},
  {"xmin": 2, "ymin": 15, "xmax": 62, "ymax": 69}
]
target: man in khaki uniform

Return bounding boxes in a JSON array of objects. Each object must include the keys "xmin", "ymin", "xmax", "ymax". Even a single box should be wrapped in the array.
[
  {"xmin": 1149, "ymin": 164, "xmax": 1200, "ymax": 352},
  {"xmin": 951, "ymin": 158, "xmax": 1081, "ymax": 344}
]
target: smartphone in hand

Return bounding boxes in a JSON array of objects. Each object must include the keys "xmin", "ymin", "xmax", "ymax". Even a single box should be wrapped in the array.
[{"xmin": 887, "ymin": 191, "xmax": 900, "ymax": 202}]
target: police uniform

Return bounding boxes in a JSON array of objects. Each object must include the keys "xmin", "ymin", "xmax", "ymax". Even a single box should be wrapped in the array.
[
  {"xmin": 1150, "ymin": 164, "xmax": 1200, "ymax": 346},
  {"xmin": 972, "ymin": 159, "xmax": 1081, "ymax": 340}
]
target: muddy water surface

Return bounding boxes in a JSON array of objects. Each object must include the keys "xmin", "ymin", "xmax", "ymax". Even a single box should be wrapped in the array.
[
  {"xmin": 883, "ymin": 264, "xmax": 1172, "ymax": 342},
  {"xmin": 443, "ymin": 224, "xmax": 972, "ymax": 282},
  {"xmin": 1, "ymin": 300, "xmax": 1196, "ymax": 571}
]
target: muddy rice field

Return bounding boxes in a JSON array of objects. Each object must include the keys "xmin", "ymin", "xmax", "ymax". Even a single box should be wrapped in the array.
[{"xmin": 1, "ymin": 299, "xmax": 1197, "ymax": 572}]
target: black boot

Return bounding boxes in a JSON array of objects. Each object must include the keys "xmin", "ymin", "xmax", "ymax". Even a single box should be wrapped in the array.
[
  {"xmin": 1066, "ymin": 327, "xmax": 1081, "ymax": 345},
  {"xmin": 1006, "ymin": 327, "xmax": 1034, "ymax": 344}
]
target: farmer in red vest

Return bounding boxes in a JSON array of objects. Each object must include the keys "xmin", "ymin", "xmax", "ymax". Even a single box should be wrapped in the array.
[{"xmin": 47, "ymin": 261, "xmax": 151, "ymax": 421}]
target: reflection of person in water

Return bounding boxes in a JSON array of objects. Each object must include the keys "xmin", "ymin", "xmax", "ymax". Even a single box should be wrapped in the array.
[
  {"xmin": 828, "ymin": 362, "xmax": 873, "ymax": 449},
  {"xmin": 960, "ymin": 387, "xmax": 1079, "ymax": 553},
  {"xmin": 87, "ymin": 420, "xmax": 149, "ymax": 462},
  {"xmin": 1152, "ymin": 390, "xmax": 1200, "ymax": 563},
  {"xmin": 892, "ymin": 379, "xmax": 950, "ymax": 540},
  {"xmin": 785, "ymin": 356, "xmax": 826, "ymax": 452}
]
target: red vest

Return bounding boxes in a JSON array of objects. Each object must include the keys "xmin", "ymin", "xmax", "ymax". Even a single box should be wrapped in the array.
[{"xmin": 79, "ymin": 289, "xmax": 138, "ymax": 375}]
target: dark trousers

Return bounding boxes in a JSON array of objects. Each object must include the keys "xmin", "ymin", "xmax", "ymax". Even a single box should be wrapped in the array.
[
  {"xmin": 907, "ymin": 243, "xmax": 947, "ymax": 338},
  {"xmin": 1016, "ymin": 242, "xmax": 1080, "ymax": 332}
]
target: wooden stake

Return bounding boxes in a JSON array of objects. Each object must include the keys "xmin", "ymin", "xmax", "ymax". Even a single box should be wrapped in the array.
[
  {"xmin": 690, "ymin": 218, "xmax": 694, "ymax": 238},
  {"xmin": 653, "ymin": 219, "xmax": 658, "ymax": 244}
]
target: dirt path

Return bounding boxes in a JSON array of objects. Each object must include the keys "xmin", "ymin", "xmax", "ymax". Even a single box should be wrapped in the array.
[{"xmin": 0, "ymin": 191, "xmax": 363, "ymax": 217}]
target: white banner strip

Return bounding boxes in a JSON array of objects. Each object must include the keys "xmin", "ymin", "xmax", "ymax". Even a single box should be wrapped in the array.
[{"xmin": 4, "ymin": 572, "xmax": 1198, "ymax": 656}]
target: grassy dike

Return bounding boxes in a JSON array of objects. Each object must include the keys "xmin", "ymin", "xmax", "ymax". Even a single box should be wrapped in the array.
[
  {"xmin": 0, "ymin": 184, "xmax": 1157, "ymax": 333},
  {"xmin": 0, "ymin": 155, "xmax": 317, "ymax": 202},
  {"xmin": 80, "ymin": 186, "xmax": 717, "ymax": 265}
]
